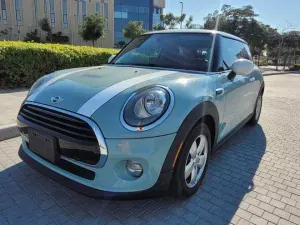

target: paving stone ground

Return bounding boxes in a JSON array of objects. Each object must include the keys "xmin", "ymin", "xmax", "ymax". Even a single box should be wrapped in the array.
[{"xmin": 1, "ymin": 74, "xmax": 300, "ymax": 225}]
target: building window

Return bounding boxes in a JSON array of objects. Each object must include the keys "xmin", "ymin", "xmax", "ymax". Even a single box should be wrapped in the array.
[
  {"xmin": 34, "ymin": 0, "xmax": 38, "ymax": 25},
  {"xmin": 96, "ymin": 2, "xmax": 100, "ymax": 14},
  {"xmin": 49, "ymin": 0, "xmax": 55, "ymax": 27},
  {"xmin": 15, "ymin": 0, "xmax": 22, "ymax": 24},
  {"xmin": 62, "ymin": 0, "xmax": 67, "ymax": 28},
  {"xmin": 82, "ymin": 1, "xmax": 86, "ymax": 21},
  {"xmin": 104, "ymin": 3, "xmax": 108, "ymax": 30},
  {"xmin": 1, "ymin": 0, "xmax": 7, "ymax": 24}
]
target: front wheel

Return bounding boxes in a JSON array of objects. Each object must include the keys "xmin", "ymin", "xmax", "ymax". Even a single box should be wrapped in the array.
[
  {"xmin": 171, "ymin": 123, "xmax": 211, "ymax": 197},
  {"xmin": 248, "ymin": 92, "xmax": 263, "ymax": 125}
]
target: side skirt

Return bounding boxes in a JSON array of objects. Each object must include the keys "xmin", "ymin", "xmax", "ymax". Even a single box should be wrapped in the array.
[{"xmin": 213, "ymin": 113, "xmax": 253, "ymax": 152}]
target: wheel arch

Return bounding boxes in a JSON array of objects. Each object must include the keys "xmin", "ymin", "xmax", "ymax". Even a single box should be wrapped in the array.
[{"xmin": 161, "ymin": 101, "xmax": 219, "ymax": 172}]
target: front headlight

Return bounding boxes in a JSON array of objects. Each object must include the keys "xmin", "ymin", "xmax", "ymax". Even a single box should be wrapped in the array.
[
  {"xmin": 121, "ymin": 86, "xmax": 174, "ymax": 131},
  {"xmin": 28, "ymin": 73, "xmax": 55, "ymax": 96}
]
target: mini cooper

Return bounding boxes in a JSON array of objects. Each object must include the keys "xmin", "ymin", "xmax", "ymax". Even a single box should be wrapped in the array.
[{"xmin": 18, "ymin": 30, "xmax": 264, "ymax": 198}]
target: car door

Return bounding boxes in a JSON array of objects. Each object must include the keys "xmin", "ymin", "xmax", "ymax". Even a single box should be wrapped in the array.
[
  {"xmin": 216, "ymin": 72, "xmax": 249, "ymax": 139},
  {"xmin": 217, "ymin": 36, "xmax": 253, "ymax": 138}
]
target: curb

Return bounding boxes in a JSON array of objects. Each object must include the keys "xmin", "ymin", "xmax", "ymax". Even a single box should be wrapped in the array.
[
  {"xmin": 262, "ymin": 71, "xmax": 300, "ymax": 76},
  {"xmin": 0, "ymin": 123, "xmax": 19, "ymax": 141}
]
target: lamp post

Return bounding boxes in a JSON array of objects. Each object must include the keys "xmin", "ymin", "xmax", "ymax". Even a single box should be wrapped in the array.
[{"xmin": 180, "ymin": 2, "xmax": 183, "ymax": 29}]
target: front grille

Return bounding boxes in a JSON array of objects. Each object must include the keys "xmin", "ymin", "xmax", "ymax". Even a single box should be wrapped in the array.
[
  {"xmin": 19, "ymin": 104, "xmax": 101, "ymax": 165},
  {"xmin": 19, "ymin": 104, "xmax": 97, "ymax": 143},
  {"xmin": 59, "ymin": 158, "xmax": 95, "ymax": 180}
]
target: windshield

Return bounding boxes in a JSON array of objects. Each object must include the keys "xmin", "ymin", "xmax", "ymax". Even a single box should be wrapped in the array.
[{"xmin": 111, "ymin": 33, "xmax": 214, "ymax": 72}]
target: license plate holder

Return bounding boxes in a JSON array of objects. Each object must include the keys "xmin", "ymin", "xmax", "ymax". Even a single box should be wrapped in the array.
[{"xmin": 28, "ymin": 129, "xmax": 59, "ymax": 164}]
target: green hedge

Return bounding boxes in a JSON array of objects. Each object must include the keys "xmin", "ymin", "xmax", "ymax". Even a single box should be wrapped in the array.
[
  {"xmin": 0, "ymin": 41, "xmax": 119, "ymax": 88},
  {"xmin": 289, "ymin": 64, "xmax": 300, "ymax": 71}
]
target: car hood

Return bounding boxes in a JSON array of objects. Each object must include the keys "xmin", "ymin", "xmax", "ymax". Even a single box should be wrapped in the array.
[{"xmin": 28, "ymin": 65, "xmax": 182, "ymax": 114}]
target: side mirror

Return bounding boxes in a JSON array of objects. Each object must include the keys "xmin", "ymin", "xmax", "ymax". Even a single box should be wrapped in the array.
[
  {"xmin": 108, "ymin": 55, "xmax": 116, "ymax": 63},
  {"xmin": 231, "ymin": 59, "xmax": 254, "ymax": 76}
]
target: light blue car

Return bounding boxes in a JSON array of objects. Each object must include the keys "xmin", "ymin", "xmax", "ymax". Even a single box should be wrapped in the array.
[{"xmin": 18, "ymin": 30, "xmax": 264, "ymax": 198}]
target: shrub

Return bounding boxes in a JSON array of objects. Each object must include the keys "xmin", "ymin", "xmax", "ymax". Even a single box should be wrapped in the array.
[
  {"xmin": 0, "ymin": 41, "xmax": 119, "ymax": 89},
  {"xmin": 289, "ymin": 64, "xmax": 300, "ymax": 71},
  {"xmin": 24, "ymin": 29, "xmax": 41, "ymax": 43},
  {"xmin": 46, "ymin": 32, "xmax": 69, "ymax": 44}
]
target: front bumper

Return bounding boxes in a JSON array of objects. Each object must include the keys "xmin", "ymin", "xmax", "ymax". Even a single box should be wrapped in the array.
[
  {"xmin": 19, "ymin": 145, "xmax": 173, "ymax": 199},
  {"xmin": 19, "ymin": 132, "xmax": 176, "ymax": 193},
  {"xmin": 18, "ymin": 102, "xmax": 177, "ymax": 198}
]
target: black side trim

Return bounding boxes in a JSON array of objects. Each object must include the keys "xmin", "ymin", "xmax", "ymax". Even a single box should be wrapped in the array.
[
  {"xmin": 19, "ymin": 146, "xmax": 173, "ymax": 200},
  {"xmin": 161, "ymin": 101, "xmax": 219, "ymax": 172}
]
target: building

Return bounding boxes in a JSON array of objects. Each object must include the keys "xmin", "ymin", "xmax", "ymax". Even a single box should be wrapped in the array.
[
  {"xmin": 114, "ymin": 0, "xmax": 165, "ymax": 46},
  {"xmin": 0, "ymin": 0, "xmax": 114, "ymax": 47},
  {"xmin": 0, "ymin": 0, "xmax": 165, "ymax": 48},
  {"xmin": 153, "ymin": 0, "xmax": 165, "ymax": 26}
]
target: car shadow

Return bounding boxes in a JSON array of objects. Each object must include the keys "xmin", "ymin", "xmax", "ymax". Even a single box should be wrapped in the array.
[
  {"xmin": 190, "ymin": 124, "xmax": 267, "ymax": 224},
  {"xmin": 0, "ymin": 124, "xmax": 266, "ymax": 225}
]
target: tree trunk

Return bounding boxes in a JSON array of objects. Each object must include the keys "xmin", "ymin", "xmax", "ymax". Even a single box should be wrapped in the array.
[
  {"xmin": 276, "ymin": 38, "xmax": 284, "ymax": 71},
  {"xmin": 276, "ymin": 49, "xmax": 280, "ymax": 71},
  {"xmin": 92, "ymin": 40, "xmax": 95, "ymax": 47},
  {"xmin": 48, "ymin": 32, "xmax": 52, "ymax": 43},
  {"xmin": 283, "ymin": 47, "xmax": 291, "ymax": 70},
  {"xmin": 257, "ymin": 55, "xmax": 260, "ymax": 67}
]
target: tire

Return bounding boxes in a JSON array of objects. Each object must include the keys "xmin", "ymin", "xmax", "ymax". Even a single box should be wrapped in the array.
[
  {"xmin": 248, "ymin": 91, "xmax": 263, "ymax": 125},
  {"xmin": 171, "ymin": 123, "xmax": 211, "ymax": 197}
]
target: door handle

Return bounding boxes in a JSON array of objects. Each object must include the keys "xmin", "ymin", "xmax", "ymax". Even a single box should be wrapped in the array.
[
  {"xmin": 216, "ymin": 88, "xmax": 225, "ymax": 96},
  {"xmin": 250, "ymin": 77, "xmax": 255, "ymax": 82}
]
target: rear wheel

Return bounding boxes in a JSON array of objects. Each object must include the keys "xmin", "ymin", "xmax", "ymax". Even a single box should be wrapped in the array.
[
  {"xmin": 249, "ymin": 92, "xmax": 263, "ymax": 125},
  {"xmin": 171, "ymin": 123, "xmax": 211, "ymax": 197}
]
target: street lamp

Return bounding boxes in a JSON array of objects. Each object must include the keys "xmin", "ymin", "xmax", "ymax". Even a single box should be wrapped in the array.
[{"xmin": 180, "ymin": 1, "xmax": 183, "ymax": 29}]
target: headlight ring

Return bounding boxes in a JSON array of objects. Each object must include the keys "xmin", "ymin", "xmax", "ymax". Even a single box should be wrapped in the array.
[{"xmin": 120, "ymin": 85, "xmax": 175, "ymax": 132}]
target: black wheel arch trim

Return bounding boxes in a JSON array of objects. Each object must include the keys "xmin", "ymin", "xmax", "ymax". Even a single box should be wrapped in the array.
[
  {"xmin": 161, "ymin": 101, "xmax": 219, "ymax": 172},
  {"xmin": 260, "ymin": 80, "xmax": 265, "ymax": 94}
]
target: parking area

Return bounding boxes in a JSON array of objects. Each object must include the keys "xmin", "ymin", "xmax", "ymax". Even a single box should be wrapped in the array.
[{"xmin": 1, "ymin": 74, "xmax": 300, "ymax": 225}]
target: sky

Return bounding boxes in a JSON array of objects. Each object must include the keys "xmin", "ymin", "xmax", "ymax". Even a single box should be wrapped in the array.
[{"xmin": 165, "ymin": 0, "xmax": 300, "ymax": 30}]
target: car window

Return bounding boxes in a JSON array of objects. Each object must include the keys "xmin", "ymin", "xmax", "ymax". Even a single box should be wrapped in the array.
[
  {"xmin": 112, "ymin": 33, "xmax": 214, "ymax": 72},
  {"xmin": 221, "ymin": 37, "xmax": 252, "ymax": 69}
]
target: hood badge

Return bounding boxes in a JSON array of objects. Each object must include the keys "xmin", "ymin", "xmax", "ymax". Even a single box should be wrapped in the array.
[{"xmin": 51, "ymin": 96, "xmax": 64, "ymax": 103}]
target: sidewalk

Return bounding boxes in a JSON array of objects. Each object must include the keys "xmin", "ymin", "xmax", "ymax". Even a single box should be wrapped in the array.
[
  {"xmin": 259, "ymin": 65, "xmax": 291, "ymax": 76},
  {"xmin": 0, "ymin": 89, "xmax": 27, "ymax": 126},
  {"xmin": 0, "ymin": 89, "xmax": 27, "ymax": 140}
]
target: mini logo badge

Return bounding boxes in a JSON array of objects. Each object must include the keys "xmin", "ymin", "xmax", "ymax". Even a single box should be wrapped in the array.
[{"xmin": 51, "ymin": 96, "xmax": 64, "ymax": 103}]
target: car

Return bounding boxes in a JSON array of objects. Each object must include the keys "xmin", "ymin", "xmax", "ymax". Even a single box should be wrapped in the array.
[{"xmin": 18, "ymin": 29, "xmax": 264, "ymax": 199}]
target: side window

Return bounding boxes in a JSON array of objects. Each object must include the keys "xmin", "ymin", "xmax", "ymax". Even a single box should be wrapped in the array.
[{"xmin": 221, "ymin": 37, "xmax": 252, "ymax": 69}]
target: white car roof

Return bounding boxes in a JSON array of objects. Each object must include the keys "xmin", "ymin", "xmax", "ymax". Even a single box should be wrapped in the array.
[{"xmin": 144, "ymin": 29, "xmax": 247, "ymax": 44}]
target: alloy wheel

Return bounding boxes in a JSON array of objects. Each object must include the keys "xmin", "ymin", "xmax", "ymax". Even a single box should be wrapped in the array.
[{"xmin": 185, "ymin": 134, "xmax": 208, "ymax": 188}]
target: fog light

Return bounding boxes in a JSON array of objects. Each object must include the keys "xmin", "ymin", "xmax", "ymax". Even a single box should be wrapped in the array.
[{"xmin": 126, "ymin": 160, "xmax": 143, "ymax": 177}]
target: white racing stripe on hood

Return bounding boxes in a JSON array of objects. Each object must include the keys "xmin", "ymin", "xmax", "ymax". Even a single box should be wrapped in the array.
[
  {"xmin": 77, "ymin": 70, "xmax": 177, "ymax": 117},
  {"xmin": 27, "ymin": 66, "xmax": 100, "ymax": 101}
]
